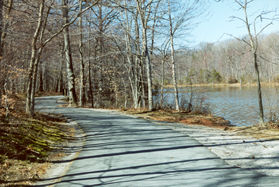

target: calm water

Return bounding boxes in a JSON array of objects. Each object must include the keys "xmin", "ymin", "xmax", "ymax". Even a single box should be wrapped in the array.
[{"xmin": 160, "ymin": 87, "xmax": 279, "ymax": 126}]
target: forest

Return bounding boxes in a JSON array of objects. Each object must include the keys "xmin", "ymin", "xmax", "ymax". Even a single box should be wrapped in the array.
[
  {"xmin": 0, "ymin": 0, "xmax": 278, "ymax": 120},
  {"xmin": 3, "ymin": 0, "xmax": 279, "ymax": 184}
]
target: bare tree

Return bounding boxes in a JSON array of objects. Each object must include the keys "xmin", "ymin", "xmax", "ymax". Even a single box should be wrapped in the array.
[
  {"xmin": 232, "ymin": 0, "xmax": 273, "ymax": 124},
  {"xmin": 136, "ymin": 0, "xmax": 154, "ymax": 110},
  {"xmin": 167, "ymin": 0, "xmax": 179, "ymax": 111},
  {"xmin": 61, "ymin": 0, "xmax": 78, "ymax": 106},
  {"xmin": 0, "ymin": 0, "xmax": 11, "ymax": 108},
  {"xmin": 165, "ymin": 0, "xmax": 201, "ymax": 111},
  {"xmin": 26, "ymin": 0, "xmax": 45, "ymax": 115},
  {"xmin": 79, "ymin": 0, "xmax": 86, "ymax": 106}
]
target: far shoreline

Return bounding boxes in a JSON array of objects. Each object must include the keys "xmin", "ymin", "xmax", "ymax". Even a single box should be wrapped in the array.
[{"xmin": 164, "ymin": 82, "xmax": 279, "ymax": 88}]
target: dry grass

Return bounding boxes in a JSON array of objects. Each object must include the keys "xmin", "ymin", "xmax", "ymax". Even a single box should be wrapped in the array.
[
  {"xmin": 0, "ymin": 94, "xmax": 75, "ymax": 186},
  {"xmin": 230, "ymin": 124, "xmax": 279, "ymax": 140},
  {"xmin": 124, "ymin": 109, "xmax": 279, "ymax": 140},
  {"xmin": 124, "ymin": 109, "xmax": 232, "ymax": 129}
]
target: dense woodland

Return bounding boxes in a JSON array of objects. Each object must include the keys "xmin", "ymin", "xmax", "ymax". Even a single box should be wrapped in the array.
[{"xmin": 0, "ymin": 0, "xmax": 278, "ymax": 121}]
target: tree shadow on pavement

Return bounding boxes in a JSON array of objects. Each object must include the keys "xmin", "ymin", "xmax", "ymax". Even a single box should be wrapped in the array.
[{"xmin": 4, "ymin": 100, "xmax": 278, "ymax": 186}]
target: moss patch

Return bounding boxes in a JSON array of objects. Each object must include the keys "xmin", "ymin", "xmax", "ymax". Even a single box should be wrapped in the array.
[{"xmin": 0, "ymin": 94, "xmax": 75, "ymax": 186}]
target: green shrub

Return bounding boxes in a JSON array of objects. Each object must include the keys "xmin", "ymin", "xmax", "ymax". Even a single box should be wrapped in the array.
[
  {"xmin": 210, "ymin": 69, "xmax": 222, "ymax": 83},
  {"xmin": 227, "ymin": 77, "xmax": 238, "ymax": 84}
]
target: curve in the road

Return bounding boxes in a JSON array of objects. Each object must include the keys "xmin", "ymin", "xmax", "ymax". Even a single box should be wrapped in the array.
[{"xmin": 35, "ymin": 96, "xmax": 279, "ymax": 187}]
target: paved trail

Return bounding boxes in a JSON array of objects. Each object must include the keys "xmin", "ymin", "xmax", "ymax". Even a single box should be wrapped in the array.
[{"xmin": 36, "ymin": 96, "xmax": 279, "ymax": 187}]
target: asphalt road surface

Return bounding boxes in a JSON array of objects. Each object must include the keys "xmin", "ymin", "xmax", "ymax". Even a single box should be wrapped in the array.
[{"xmin": 35, "ymin": 96, "xmax": 279, "ymax": 187}]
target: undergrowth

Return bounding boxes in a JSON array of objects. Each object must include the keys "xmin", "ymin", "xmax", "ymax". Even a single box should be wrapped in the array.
[{"xmin": 0, "ymin": 94, "xmax": 74, "ymax": 185}]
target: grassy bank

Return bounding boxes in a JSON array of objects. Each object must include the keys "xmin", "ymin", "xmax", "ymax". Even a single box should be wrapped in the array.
[{"xmin": 0, "ymin": 95, "xmax": 75, "ymax": 186}]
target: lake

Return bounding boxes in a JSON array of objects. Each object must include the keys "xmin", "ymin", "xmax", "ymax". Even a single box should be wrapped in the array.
[{"xmin": 158, "ymin": 86, "xmax": 279, "ymax": 126}]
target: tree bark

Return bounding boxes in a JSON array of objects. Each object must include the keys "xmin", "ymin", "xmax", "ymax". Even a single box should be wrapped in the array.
[
  {"xmin": 0, "ymin": 0, "xmax": 12, "ymax": 108},
  {"xmin": 62, "ymin": 0, "xmax": 77, "ymax": 106},
  {"xmin": 26, "ymin": 0, "xmax": 45, "ymax": 115},
  {"xmin": 136, "ymin": 1, "xmax": 153, "ymax": 110},
  {"xmin": 168, "ymin": 0, "xmax": 179, "ymax": 111},
  {"xmin": 124, "ymin": 2, "xmax": 139, "ymax": 109},
  {"xmin": 241, "ymin": 0, "xmax": 264, "ymax": 123},
  {"xmin": 134, "ymin": 12, "xmax": 143, "ymax": 108},
  {"xmin": 88, "ymin": 59, "xmax": 94, "ymax": 107},
  {"xmin": 0, "ymin": 0, "xmax": 2, "ymax": 108},
  {"xmin": 39, "ymin": 63, "xmax": 44, "ymax": 92},
  {"xmin": 79, "ymin": 0, "xmax": 85, "ymax": 106},
  {"xmin": 0, "ymin": 0, "xmax": 3, "ymax": 59},
  {"xmin": 87, "ymin": 22, "xmax": 94, "ymax": 107},
  {"xmin": 254, "ymin": 52, "xmax": 264, "ymax": 123},
  {"xmin": 160, "ymin": 57, "xmax": 165, "ymax": 107}
]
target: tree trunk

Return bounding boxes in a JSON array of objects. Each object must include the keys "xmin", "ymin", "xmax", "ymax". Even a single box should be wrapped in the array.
[
  {"xmin": 134, "ymin": 12, "xmax": 141, "ymax": 108},
  {"xmin": 30, "ymin": 46, "xmax": 44, "ymax": 112},
  {"xmin": 3, "ymin": 82, "xmax": 9, "ymax": 117},
  {"xmin": 0, "ymin": 1, "xmax": 13, "ymax": 102},
  {"xmin": 0, "ymin": 81, "xmax": 3, "ymax": 109},
  {"xmin": 58, "ymin": 47, "xmax": 65, "ymax": 94},
  {"xmin": 160, "ymin": 58, "xmax": 165, "ymax": 107},
  {"xmin": 0, "ymin": 0, "xmax": 3, "ymax": 108},
  {"xmin": 124, "ymin": 3, "xmax": 139, "ymax": 109},
  {"xmin": 26, "ymin": 0, "xmax": 45, "ymax": 115},
  {"xmin": 142, "ymin": 28, "xmax": 153, "ymax": 110},
  {"xmin": 254, "ymin": 52, "xmax": 264, "ymax": 123},
  {"xmin": 87, "ymin": 24, "xmax": 94, "ymax": 107},
  {"xmin": 39, "ymin": 63, "xmax": 44, "ymax": 92},
  {"xmin": 88, "ymin": 59, "xmax": 94, "ymax": 107},
  {"xmin": 241, "ymin": 0, "xmax": 265, "ymax": 124},
  {"xmin": 168, "ymin": 1, "xmax": 179, "ymax": 111},
  {"xmin": 0, "ymin": 0, "xmax": 3, "ymax": 59},
  {"xmin": 62, "ymin": 0, "xmax": 77, "ymax": 106},
  {"xmin": 79, "ymin": 0, "xmax": 85, "ymax": 106},
  {"xmin": 136, "ymin": 1, "xmax": 153, "ymax": 110},
  {"xmin": 139, "ymin": 59, "xmax": 146, "ymax": 108}
]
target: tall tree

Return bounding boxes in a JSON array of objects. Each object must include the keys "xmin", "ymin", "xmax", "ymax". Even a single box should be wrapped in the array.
[
  {"xmin": 168, "ymin": 0, "xmax": 179, "ymax": 111},
  {"xmin": 26, "ymin": 0, "xmax": 45, "ymax": 115},
  {"xmin": 0, "ymin": 0, "xmax": 13, "ymax": 109},
  {"xmin": 62, "ymin": 0, "xmax": 78, "ymax": 106},
  {"xmin": 136, "ymin": 0, "xmax": 153, "ymax": 110},
  {"xmin": 165, "ymin": 0, "xmax": 201, "ymax": 111},
  {"xmin": 0, "ymin": 0, "xmax": 4, "ymax": 108},
  {"xmin": 232, "ymin": 0, "xmax": 273, "ymax": 123},
  {"xmin": 79, "ymin": 0, "xmax": 86, "ymax": 106}
]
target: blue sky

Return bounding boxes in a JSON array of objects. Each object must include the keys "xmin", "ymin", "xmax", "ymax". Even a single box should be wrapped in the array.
[{"xmin": 189, "ymin": 0, "xmax": 279, "ymax": 47}]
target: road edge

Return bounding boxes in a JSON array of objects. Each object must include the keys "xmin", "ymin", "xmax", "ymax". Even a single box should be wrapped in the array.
[{"xmin": 35, "ymin": 117, "xmax": 86, "ymax": 186}]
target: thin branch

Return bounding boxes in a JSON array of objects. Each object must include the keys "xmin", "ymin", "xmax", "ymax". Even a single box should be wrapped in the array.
[
  {"xmin": 41, "ymin": 0, "xmax": 99, "ymax": 48},
  {"xmin": 225, "ymin": 33, "xmax": 251, "ymax": 47},
  {"xmin": 256, "ymin": 22, "xmax": 273, "ymax": 37}
]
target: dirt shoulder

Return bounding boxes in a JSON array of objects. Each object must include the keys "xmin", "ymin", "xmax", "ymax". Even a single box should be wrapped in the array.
[{"xmin": 123, "ymin": 109, "xmax": 279, "ymax": 139}]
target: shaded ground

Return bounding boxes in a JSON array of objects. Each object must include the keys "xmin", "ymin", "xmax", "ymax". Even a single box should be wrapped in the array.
[
  {"xmin": 16, "ymin": 96, "xmax": 279, "ymax": 186},
  {"xmin": 3, "ymin": 96, "xmax": 279, "ymax": 186},
  {"xmin": 123, "ymin": 109, "xmax": 279, "ymax": 177},
  {"xmin": 0, "ymin": 95, "xmax": 77, "ymax": 186}
]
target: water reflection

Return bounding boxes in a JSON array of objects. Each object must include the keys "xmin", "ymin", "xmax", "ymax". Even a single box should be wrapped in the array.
[{"xmin": 159, "ymin": 86, "xmax": 279, "ymax": 126}]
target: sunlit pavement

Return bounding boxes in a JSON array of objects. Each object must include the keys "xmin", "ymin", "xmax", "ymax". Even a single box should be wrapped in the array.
[{"xmin": 35, "ymin": 96, "xmax": 279, "ymax": 187}]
